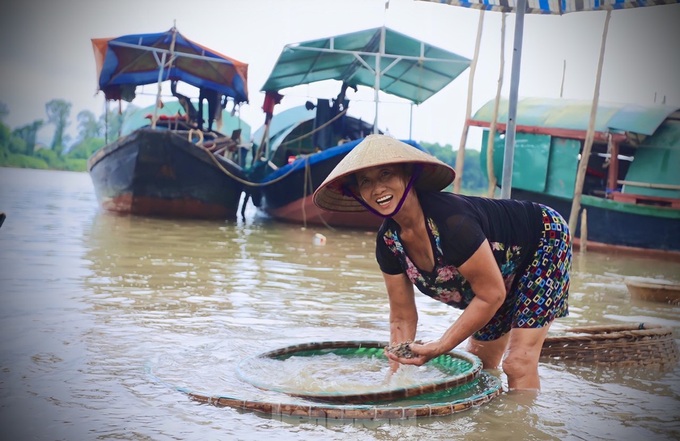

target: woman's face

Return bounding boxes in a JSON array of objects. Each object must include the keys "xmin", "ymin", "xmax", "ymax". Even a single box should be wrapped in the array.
[{"xmin": 355, "ymin": 164, "xmax": 408, "ymax": 216}]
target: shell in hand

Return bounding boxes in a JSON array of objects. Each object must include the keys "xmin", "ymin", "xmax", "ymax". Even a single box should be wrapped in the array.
[{"xmin": 385, "ymin": 341, "xmax": 419, "ymax": 359}]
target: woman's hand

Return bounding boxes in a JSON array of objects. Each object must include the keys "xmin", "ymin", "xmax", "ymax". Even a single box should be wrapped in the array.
[{"xmin": 385, "ymin": 340, "xmax": 442, "ymax": 366}]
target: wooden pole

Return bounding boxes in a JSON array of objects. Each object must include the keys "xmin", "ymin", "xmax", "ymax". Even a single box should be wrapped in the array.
[
  {"xmin": 373, "ymin": 27, "xmax": 385, "ymax": 134},
  {"xmin": 606, "ymin": 135, "xmax": 619, "ymax": 193},
  {"xmin": 560, "ymin": 59, "xmax": 566, "ymax": 98},
  {"xmin": 487, "ymin": 13, "xmax": 506, "ymax": 198},
  {"xmin": 568, "ymin": 10, "xmax": 611, "ymax": 235},
  {"xmin": 454, "ymin": 10, "xmax": 485, "ymax": 194},
  {"xmin": 580, "ymin": 208, "xmax": 588, "ymax": 253}
]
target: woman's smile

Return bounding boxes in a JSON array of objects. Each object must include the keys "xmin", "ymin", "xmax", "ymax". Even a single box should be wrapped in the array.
[{"xmin": 376, "ymin": 194, "xmax": 394, "ymax": 206}]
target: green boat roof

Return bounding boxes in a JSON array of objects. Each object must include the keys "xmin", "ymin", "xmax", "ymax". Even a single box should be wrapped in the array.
[
  {"xmin": 471, "ymin": 97, "xmax": 679, "ymax": 136},
  {"xmin": 261, "ymin": 27, "xmax": 471, "ymax": 105}
]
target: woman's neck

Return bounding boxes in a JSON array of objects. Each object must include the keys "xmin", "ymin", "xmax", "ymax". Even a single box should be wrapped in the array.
[{"xmin": 392, "ymin": 191, "xmax": 424, "ymax": 231}]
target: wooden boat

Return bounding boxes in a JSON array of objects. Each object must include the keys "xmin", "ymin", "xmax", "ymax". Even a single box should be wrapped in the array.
[
  {"xmin": 246, "ymin": 105, "xmax": 384, "ymax": 229},
  {"xmin": 88, "ymin": 121, "xmax": 247, "ymax": 218},
  {"xmin": 624, "ymin": 277, "xmax": 680, "ymax": 305},
  {"xmin": 474, "ymin": 98, "xmax": 680, "ymax": 258},
  {"xmin": 87, "ymin": 26, "xmax": 250, "ymax": 219},
  {"xmin": 245, "ymin": 27, "xmax": 471, "ymax": 229}
]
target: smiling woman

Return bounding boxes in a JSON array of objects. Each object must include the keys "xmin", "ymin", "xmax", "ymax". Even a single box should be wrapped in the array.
[{"xmin": 313, "ymin": 134, "xmax": 573, "ymax": 392}]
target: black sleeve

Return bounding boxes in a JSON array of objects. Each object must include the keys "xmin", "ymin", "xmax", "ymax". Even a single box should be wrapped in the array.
[
  {"xmin": 443, "ymin": 213, "xmax": 487, "ymax": 267},
  {"xmin": 375, "ymin": 233, "xmax": 404, "ymax": 275}
]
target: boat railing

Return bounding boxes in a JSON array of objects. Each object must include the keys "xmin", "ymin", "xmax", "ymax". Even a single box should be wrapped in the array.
[
  {"xmin": 617, "ymin": 180, "xmax": 680, "ymax": 191},
  {"xmin": 610, "ymin": 191, "xmax": 680, "ymax": 209},
  {"xmin": 610, "ymin": 179, "xmax": 680, "ymax": 208}
]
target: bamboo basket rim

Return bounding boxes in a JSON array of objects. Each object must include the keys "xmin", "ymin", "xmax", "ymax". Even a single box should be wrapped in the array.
[
  {"xmin": 184, "ymin": 371, "xmax": 502, "ymax": 421},
  {"xmin": 543, "ymin": 322, "xmax": 673, "ymax": 342},
  {"xmin": 540, "ymin": 322, "xmax": 679, "ymax": 366},
  {"xmin": 236, "ymin": 340, "xmax": 482, "ymax": 404}
]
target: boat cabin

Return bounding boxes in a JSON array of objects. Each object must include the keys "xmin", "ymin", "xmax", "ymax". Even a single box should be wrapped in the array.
[{"xmin": 470, "ymin": 97, "xmax": 680, "ymax": 209}]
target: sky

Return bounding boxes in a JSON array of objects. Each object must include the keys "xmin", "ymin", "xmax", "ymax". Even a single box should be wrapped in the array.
[{"xmin": 1, "ymin": 0, "xmax": 679, "ymax": 149}]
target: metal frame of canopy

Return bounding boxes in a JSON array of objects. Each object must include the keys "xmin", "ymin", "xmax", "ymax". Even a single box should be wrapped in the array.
[
  {"xmin": 92, "ymin": 25, "xmax": 249, "ymax": 130},
  {"xmin": 261, "ymin": 26, "xmax": 471, "ymax": 136}
]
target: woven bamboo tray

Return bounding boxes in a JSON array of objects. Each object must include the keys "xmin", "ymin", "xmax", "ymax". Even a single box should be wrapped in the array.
[
  {"xmin": 176, "ymin": 340, "xmax": 503, "ymax": 420},
  {"xmin": 182, "ymin": 372, "xmax": 502, "ymax": 420},
  {"xmin": 236, "ymin": 340, "xmax": 482, "ymax": 404},
  {"xmin": 540, "ymin": 323, "xmax": 679, "ymax": 367},
  {"xmin": 186, "ymin": 371, "xmax": 502, "ymax": 420}
]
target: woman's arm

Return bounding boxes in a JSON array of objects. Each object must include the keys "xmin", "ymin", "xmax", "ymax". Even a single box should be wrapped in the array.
[
  {"xmin": 383, "ymin": 272, "xmax": 418, "ymax": 345},
  {"xmin": 383, "ymin": 271, "xmax": 418, "ymax": 373},
  {"xmin": 389, "ymin": 239, "xmax": 506, "ymax": 365}
]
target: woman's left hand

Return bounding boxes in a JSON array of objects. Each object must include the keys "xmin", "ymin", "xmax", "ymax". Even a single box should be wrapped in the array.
[{"xmin": 385, "ymin": 340, "xmax": 441, "ymax": 366}]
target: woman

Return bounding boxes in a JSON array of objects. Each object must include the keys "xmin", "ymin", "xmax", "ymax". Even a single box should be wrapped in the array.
[{"xmin": 312, "ymin": 134, "xmax": 572, "ymax": 391}]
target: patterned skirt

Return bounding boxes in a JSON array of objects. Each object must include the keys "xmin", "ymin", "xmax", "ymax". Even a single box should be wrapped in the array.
[{"xmin": 474, "ymin": 205, "xmax": 572, "ymax": 340}]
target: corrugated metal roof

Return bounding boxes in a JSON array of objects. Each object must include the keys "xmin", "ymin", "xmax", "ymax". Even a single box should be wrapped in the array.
[
  {"xmin": 261, "ymin": 27, "xmax": 471, "ymax": 105},
  {"xmin": 471, "ymin": 97, "xmax": 679, "ymax": 136}
]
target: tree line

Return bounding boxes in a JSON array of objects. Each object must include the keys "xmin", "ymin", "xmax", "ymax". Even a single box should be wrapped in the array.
[
  {"xmin": 0, "ymin": 99, "xmax": 134, "ymax": 171},
  {"xmin": 0, "ymin": 98, "xmax": 489, "ymax": 193}
]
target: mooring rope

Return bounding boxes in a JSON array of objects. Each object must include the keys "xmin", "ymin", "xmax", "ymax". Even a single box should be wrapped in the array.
[
  {"xmin": 278, "ymin": 107, "xmax": 348, "ymax": 147},
  {"xmin": 301, "ymin": 157, "xmax": 335, "ymax": 230}
]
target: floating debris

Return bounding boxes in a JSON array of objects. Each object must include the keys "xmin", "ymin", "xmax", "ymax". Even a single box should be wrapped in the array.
[{"xmin": 313, "ymin": 233, "xmax": 327, "ymax": 245}]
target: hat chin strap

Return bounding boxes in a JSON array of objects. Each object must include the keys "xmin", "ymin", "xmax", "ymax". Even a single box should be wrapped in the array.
[{"xmin": 342, "ymin": 165, "xmax": 422, "ymax": 219}]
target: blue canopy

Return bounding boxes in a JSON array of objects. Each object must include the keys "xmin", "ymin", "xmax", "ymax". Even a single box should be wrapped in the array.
[{"xmin": 92, "ymin": 27, "xmax": 249, "ymax": 104}]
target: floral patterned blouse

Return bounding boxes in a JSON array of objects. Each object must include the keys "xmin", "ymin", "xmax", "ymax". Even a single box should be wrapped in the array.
[{"xmin": 375, "ymin": 191, "xmax": 542, "ymax": 309}]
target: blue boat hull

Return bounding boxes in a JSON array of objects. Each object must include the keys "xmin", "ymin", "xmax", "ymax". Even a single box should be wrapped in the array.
[
  {"xmin": 254, "ymin": 141, "xmax": 383, "ymax": 229},
  {"xmin": 511, "ymin": 189, "xmax": 680, "ymax": 256}
]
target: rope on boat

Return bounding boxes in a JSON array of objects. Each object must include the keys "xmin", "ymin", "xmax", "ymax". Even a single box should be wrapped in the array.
[
  {"xmin": 188, "ymin": 129, "xmax": 204, "ymax": 145},
  {"xmin": 196, "ymin": 107, "xmax": 348, "ymax": 189},
  {"xmin": 301, "ymin": 157, "xmax": 335, "ymax": 230},
  {"xmin": 199, "ymin": 144, "xmax": 314, "ymax": 188},
  {"xmin": 277, "ymin": 107, "xmax": 348, "ymax": 147}
]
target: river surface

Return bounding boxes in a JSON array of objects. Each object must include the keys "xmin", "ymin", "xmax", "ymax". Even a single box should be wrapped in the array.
[{"xmin": 0, "ymin": 167, "xmax": 679, "ymax": 440}]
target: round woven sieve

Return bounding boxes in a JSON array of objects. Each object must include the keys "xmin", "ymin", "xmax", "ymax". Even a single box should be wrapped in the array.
[{"xmin": 236, "ymin": 340, "xmax": 482, "ymax": 404}]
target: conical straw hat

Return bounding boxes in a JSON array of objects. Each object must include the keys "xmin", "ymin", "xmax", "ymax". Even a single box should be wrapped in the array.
[{"xmin": 313, "ymin": 134, "xmax": 456, "ymax": 213}]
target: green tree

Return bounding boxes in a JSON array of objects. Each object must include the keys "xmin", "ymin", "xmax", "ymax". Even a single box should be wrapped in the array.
[
  {"xmin": 45, "ymin": 99, "xmax": 72, "ymax": 154},
  {"xmin": 101, "ymin": 103, "xmax": 139, "ymax": 142},
  {"xmin": 11, "ymin": 120, "xmax": 44, "ymax": 155},
  {"xmin": 0, "ymin": 101, "xmax": 8, "ymax": 122},
  {"xmin": 419, "ymin": 141, "xmax": 488, "ymax": 195},
  {"xmin": 0, "ymin": 121, "xmax": 10, "ymax": 150},
  {"xmin": 34, "ymin": 148, "xmax": 62, "ymax": 168},
  {"xmin": 77, "ymin": 110, "xmax": 102, "ymax": 141},
  {"xmin": 0, "ymin": 102, "xmax": 11, "ymax": 151},
  {"xmin": 67, "ymin": 137, "xmax": 105, "ymax": 160}
]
